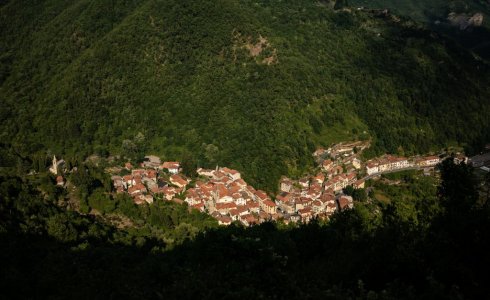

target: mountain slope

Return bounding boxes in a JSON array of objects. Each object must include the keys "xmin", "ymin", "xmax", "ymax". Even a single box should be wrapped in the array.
[
  {"xmin": 350, "ymin": 0, "xmax": 490, "ymax": 59},
  {"xmin": 1, "ymin": 0, "xmax": 490, "ymax": 190}
]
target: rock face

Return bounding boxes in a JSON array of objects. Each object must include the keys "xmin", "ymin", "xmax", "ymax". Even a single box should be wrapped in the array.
[
  {"xmin": 447, "ymin": 12, "xmax": 484, "ymax": 30},
  {"xmin": 468, "ymin": 13, "xmax": 484, "ymax": 27}
]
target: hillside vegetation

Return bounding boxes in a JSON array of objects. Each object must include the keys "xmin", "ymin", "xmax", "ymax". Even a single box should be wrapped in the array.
[{"xmin": 1, "ymin": 0, "xmax": 490, "ymax": 190}]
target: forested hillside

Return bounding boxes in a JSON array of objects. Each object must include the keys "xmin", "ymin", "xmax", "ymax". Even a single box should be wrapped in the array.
[{"xmin": 1, "ymin": 0, "xmax": 490, "ymax": 190}]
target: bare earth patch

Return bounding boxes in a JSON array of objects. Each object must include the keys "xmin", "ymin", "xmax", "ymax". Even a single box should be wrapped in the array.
[
  {"xmin": 232, "ymin": 30, "xmax": 278, "ymax": 65},
  {"xmin": 104, "ymin": 213, "xmax": 136, "ymax": 229}
]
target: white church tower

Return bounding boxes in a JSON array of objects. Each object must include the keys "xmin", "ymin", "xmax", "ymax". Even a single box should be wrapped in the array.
[{"xmin": 49, "ymin": 155, "xmax": 58, "ymax": 175}]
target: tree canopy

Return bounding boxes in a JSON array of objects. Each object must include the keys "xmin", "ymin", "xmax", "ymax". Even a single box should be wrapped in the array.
[{"xmin": 1, "ymin": 0, "xmax": 489, "ymax": 190}]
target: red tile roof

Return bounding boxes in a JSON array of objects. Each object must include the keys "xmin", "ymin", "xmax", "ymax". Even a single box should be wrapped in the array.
[
  {"xmin": 216, "ymin": 202, "xmax": 237, "ymax": 210},
  {"xmin": 255, "ymin": 190, "xmax": 268, "ymax": 200},
  {"xmin": 263, "ymin": 199, "xmax": 276, "ymax": 207},
  {"xmin": 162, "ymin": 161, "xmax": 180, "ymax": 169},
  {"xmin": 170, "ymin": 174, "xmax": 188, "ymax": 187}
]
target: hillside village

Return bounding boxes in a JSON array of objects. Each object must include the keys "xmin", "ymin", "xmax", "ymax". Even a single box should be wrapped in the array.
[{"xmin": 80, "ymin": 141, "xmax": 454, "ymax": 226}]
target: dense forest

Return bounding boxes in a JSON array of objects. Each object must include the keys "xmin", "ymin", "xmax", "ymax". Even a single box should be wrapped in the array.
[
  {"xmin": 1, "ymin": 142, "xmax": 490, "ymax": 299},
  {"xmin": 1, "ymin": 0, "xmax": 490, "ymax": 190}
]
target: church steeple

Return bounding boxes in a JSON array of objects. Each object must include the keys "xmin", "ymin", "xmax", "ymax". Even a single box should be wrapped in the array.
[{"xmin": 49, "ymin": 155, "xmax": 58, "ymax": 175}]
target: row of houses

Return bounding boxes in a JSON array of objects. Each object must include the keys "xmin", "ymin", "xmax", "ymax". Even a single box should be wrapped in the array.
[{"xmin": 366, "ymin": 155, "xmax": 441, "ymax": 175}]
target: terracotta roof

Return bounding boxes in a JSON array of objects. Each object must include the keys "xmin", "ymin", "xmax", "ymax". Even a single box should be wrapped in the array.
[
  {"xmin": 216, "ymin": 184, "xmax": 229, "ymax": 198},
  {"xmin": 170, "ymin": 174, "xmax": 188, "ymax": 187},
  {"xmin": 338, "ymin": 196, "xmax": 353, "ymax": 210},
  {"xmin": 132, "ymin": 169, "xmax": 145, "ymax": 176},
  {"xmin": 367, "ymin": 162, "xmax": 378, "ymax": 168},
  {"xmin": 146, "ymin": 169, "xmax": 157, "ymax": 178},
  {"xmin": 314, "ymin": 172, "xmax": 325, "ymax": 181},
  {"xmin": 298, "ymin": 207, "xmax": 312, "ymax": 215},
  {"xmin": 255, "ymin": 190, "xmax": 268, "ymax": 200},
  {"xmin": 216, "ymin": 202, "xmax": 237, "ymax": 210},
  {"xmin": 133, "ymin": 176, "xmax": 142, "ymax": 185},
  {"xmin": 235, "ymin": 179, "xmax": 247, "ymax": 186},
  {"xmin": 229, "ymin": 185, "xmax": 241, "ymax": 194},
  {"xmin": 247, "ymin": 201, "xmax": 260, "ymax": 208},
  {"xmin": 150, "ymin": 185, "xmax": 160, "ymax": 193},
  {"xmin": 320, "ymin": 193, "xmax": 335, "ymax": 202},
  {"xmin": 322, "ymin": 159, "xmax": 333, "ymax": 167},
  {"xmin": 221, "ymin": 167, "xmax": 239, "ymax": 175},
  {"xmin": 162, "ymin": 161, "xmax": 180, "ymax": 169},
  {"xmin": 276, "ymin": 192, "xmax": 291, "ymax": 202},
  {"xmin": 354, "ymin": 179, "xmax": 365, "ymax": 187},
  {"xmin": 213, "ymin": 171, "xmax": 226, "ymax": 179},
  {"xmin": 263, "ymin": 199, "xmax": 276, "ymax": 207},
  {"xmin": 185, "ymin": 188, "xmax": 199, "ymax": 198},
  {"xmin": 128, "ymin": 183, "xmax": 146, "ymax": 194}
]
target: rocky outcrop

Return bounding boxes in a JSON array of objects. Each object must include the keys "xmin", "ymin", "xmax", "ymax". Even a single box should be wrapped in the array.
[{"xmin": 447, "ymin": 12, "xmax": 484, "ymax": 30}]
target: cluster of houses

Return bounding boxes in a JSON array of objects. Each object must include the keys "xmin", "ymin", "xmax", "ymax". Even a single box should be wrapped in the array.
[
  {"xmin": 270, "ymin": 143, "xmax": 448, "ymax": 223},
  {"xmin": 184, "ymin": 167, "xmax": 278, "ymax": 226},
  {"xmin": 183, "ymin": 143, "xmax": 376, "ymax": 225},
  {"xmin": 313, "ymin": 141, "xmax": 370, "ymax": 161},
  {"xmin": 108, "ymin": 157, "xmax": 359, "ymax": 226},
  {"xmin": 110, "ymin": 156, "xmax": 190, "ymax": 205},
  {"xmin": 275, "ymin": 175, "xmax": 355, "ymax": 223},
  {"xmin": 108, "ymin": 157, "xmax": 289, "ymax": 226},
  {"xmin": 106, "ymin": 141, "xmax": 454, "ymax": 226},
  {"xmin": 272, "ymin": 143, "xmax": 370, "ymax": 223}
]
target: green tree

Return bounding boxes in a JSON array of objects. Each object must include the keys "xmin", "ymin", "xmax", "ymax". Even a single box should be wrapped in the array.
[
  {"xmin": 438, "ymin": 158, "xmax": 478, "ymax": 216},
  {"xmin": 202, "ymin": 143, "xmax": 219, "ymax": 166},
  {"xmin": 88, "ymin": 188, "xmax": 115, "ymax": 214},
  {"xmin": 181, "ymin": 152, "xmax": 197, "ymax": 178},
  {"xmin": 46, "ymin": 214, "xmax": 78, "ymax": 242}
]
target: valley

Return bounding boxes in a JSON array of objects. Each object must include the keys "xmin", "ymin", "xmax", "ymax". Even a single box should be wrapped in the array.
[{"xmin": 1, "ymin": 1, "xmax": 490, "ymax": 299}]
